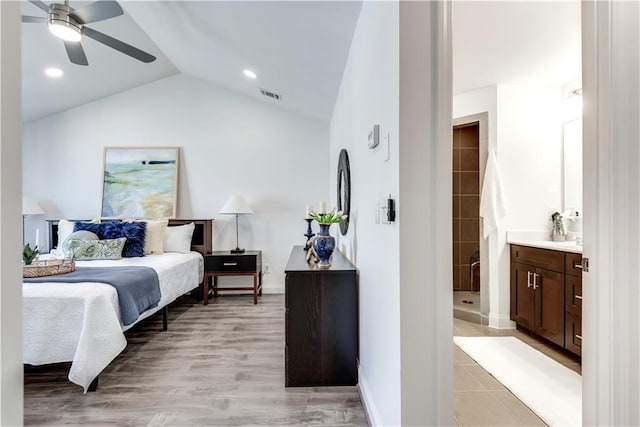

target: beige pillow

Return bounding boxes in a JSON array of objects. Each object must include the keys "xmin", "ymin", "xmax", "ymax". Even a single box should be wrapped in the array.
[
  {"xmin": 57, "ymin": 218, "xmax": 100, "ymax": 249},
  {"xmin": 125, "ymin": 218, "xmax": 168, "ymax": 255}
]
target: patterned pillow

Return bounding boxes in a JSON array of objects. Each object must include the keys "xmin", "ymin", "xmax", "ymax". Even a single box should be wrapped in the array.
[
  {"xmin": 74, "ymin": 221, "xmax": 146, "ymax": 258},
  {"xmin": 62, "ymin": 230, "xmax": 99, "ymax": 257},
  {"xmin": 58, "ymin": 218, "xmax": 100, "ymax": 248},
  {"xmin": 66, "ymin": 238, "xmax": 127, "ymax": 260}
]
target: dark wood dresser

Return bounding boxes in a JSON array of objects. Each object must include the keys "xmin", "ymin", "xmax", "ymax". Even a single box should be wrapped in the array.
[{"xmin": 284, "ymin": 246, "xmax": 358, "ymax": 387}]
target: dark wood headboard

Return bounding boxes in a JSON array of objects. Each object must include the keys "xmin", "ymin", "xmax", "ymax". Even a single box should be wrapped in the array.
[{"xmin": 48, "ymin": 219, "xmax": 213, "ymax": 256}]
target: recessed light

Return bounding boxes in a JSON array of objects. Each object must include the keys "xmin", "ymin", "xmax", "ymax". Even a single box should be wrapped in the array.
[
  {"xmin": 45, "ymin": 68, "xmax": 64, "ymax": 78},
  {"xmin": 243, "ymin": 69, "xmax": 258, "ymax": 80}
]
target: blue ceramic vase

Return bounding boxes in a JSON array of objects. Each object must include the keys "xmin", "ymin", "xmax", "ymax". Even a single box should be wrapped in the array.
[{"xmin": 312, "ymin": 223, "xmax": 335, "ymax": 267}]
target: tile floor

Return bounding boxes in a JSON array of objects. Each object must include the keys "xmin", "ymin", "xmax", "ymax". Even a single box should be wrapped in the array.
[{"xmin": 453, "ymin": 318, "xmax": 581, "ymax": 426}]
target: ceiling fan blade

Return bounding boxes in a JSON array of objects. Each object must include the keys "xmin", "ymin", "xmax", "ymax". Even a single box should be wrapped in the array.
[
  {"xmin": 22, "ymin": 15, "xmax": 48, "ymax": 23},
  {"xmin": 70, "ymin": 1, "xmax": 123, "ymax": 24},
  {"xmin": 83, "ymin": 27, "xmax": 156, "ymax": 63},
  {"xmin": 64, "ymin": 41, "xmax": 88, "ymax": 66},
  {"xmin": 28, "ymin": 0, "xmax": 50, "ymax": 14}
]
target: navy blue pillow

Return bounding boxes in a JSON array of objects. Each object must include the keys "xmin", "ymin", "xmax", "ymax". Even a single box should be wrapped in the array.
[
  {"xmin": 73, "ymin": 222, "xmax": 105, "ymax": 237},
  {"xmin": 74, "ymin": 221, "xmax": 146, "ymax": 258},
  {"xmin": 103, "ymin": 222, "xmax": 146, "ymax": 258}
]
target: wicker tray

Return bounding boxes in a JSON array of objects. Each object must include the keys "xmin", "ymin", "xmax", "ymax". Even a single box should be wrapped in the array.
[{"xmin": 23, "ymin": 259, "xmax": 75, "ymax": 278}]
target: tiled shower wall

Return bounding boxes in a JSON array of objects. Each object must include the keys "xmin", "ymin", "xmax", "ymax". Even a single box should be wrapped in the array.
[{"xmin": 453, "ymin": 123, "xmax": 480, "ymax": 291}]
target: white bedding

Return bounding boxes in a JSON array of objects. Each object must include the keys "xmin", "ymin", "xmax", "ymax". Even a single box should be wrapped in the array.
[{"xmin": 23, "ymin": 252, "xmax": 203, "ymax": 391}]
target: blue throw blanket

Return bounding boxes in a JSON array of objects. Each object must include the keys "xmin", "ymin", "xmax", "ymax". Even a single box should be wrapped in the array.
[{"xmin": 24, "ymin": 267, "xmax": 161, "ymax": 326}]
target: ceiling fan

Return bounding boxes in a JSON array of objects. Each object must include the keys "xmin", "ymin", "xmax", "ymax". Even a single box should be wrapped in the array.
[{"xmin": 22, "ymin": 0, "xmax": 156, "ymax": 66}]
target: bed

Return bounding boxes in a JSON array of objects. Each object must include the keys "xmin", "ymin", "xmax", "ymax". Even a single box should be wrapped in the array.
[{"xmin": 23, "ymin": 219, "xmax": 212, "ymax": 392}]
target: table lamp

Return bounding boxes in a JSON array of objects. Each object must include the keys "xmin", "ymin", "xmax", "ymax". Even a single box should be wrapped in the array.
[
  {"xmin": 220, "ymin": 195, "xmax": 253, "ymax": 254},
  {"xmin": 22, "ymin": 196, "xmax": 45, "ymax": 247}
]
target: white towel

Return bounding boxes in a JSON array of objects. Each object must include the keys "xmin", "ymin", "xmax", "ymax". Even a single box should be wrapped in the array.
[{"xmin": 480, "ymin": 149, "xmax": 507, "ymax": 238}]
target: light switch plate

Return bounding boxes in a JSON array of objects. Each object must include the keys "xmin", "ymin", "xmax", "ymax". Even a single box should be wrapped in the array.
[{"xmin": 368, "ymin": 124, "xmax": 380, "ymax": 149}]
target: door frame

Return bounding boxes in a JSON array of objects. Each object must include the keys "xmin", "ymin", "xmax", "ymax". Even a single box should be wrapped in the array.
[
  {"xmin": 582, "ymin": 1, "xmax": 640, "ymax": 424},
  {"xmin": 452, "ymin": 113, "xmax": 489, "ymax": 324}
]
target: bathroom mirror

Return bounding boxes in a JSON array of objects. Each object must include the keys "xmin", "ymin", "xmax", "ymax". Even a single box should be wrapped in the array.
[{"xmin": 562, "ymin": 118, "xmax": 582, "ymax": 215}]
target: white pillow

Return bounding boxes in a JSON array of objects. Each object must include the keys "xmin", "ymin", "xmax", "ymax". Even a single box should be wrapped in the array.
[
  {"xmin": 125, "ymin": 218, "xmax": 168, "ymax": 255},
  {"xmin": 57, "ymin": 218, "xmax": 100, "ymax": 249},
  {"xmin": 164, "ymin": 223, "xmax": 195, "ymax": 253}
]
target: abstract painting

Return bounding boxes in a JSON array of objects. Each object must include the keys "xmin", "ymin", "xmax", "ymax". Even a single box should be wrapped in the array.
[{"xmin": 101, "ymin": 147, "xmax": 179, "ymax": 218}]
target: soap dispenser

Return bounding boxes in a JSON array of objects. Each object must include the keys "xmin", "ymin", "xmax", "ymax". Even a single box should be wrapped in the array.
[{"xmin": 566, "ymin": 211, "xmax": 583, "ymax": 242}]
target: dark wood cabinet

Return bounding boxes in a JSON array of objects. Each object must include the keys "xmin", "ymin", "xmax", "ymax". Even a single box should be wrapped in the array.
[
  {"xmin": 510, "ymin": 245, "xmax": 574, "ymax": 350},
  {"xmin": 532, "ymin": 268, "xmax": 565, "ymax": 346},
  {"xmin": 284, "ymin": 246, "xmax": 358, "ymax": 387},
  {"xmin": 510, "ymin": 263, "xmax": 535, "ymax": 329}
]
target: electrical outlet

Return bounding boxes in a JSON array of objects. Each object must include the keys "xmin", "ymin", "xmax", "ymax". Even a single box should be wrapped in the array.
[{"xmin": 264, "ymin": 263, "xmax": 271, "ymax": 274}]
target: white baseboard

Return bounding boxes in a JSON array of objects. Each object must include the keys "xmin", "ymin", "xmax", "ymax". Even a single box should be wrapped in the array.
[
  {"xmin": 358, "ymin": 364, "xmax": 383, "ymax": 426},
  {"xmin": 488, "ymin": 313, "xmax": 516, "ymax": 329}
]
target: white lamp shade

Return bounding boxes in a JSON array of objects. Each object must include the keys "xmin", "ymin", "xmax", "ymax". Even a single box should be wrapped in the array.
[
  {"xmin": 22, "ymin": 196, "xmax": 44, "ymax": 215},
  {"xmin": 220, "ymin": 195, "xmax": 253, "ymax": 215}
]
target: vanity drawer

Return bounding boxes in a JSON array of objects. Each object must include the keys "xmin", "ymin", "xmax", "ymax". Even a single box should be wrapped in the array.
[
  {"xmin": 565, "ymin": 311, "xmax": 582, "ymax": 356},
  {"xmin": 565, "ymin": 253, "xmax": 584, "ymax": 277},
  {"xmin": 565, "ymin": 275, "xmax": 582, "ymax": 315},
  {"xmin": 510, "ymin": 245, "xmax": 565, "ymax": 273}
]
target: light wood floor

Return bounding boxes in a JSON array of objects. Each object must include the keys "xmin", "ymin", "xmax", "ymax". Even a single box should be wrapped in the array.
[
  {"xmin": 24, "ymin": 294, "xmax": 368, "ymax": 426},
  {"xmin": 25, "ymin": 293, "xmax": 578, "ymax": 426}
]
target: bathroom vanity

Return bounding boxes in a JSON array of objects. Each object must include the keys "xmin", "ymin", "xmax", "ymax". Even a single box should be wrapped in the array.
[{"xmin": 509, "ymin": 241, "xmax": 583, "ymax": 356}]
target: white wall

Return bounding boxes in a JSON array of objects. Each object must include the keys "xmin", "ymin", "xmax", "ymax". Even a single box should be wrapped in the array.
[
  {"xmin": 453, "ymin": 83, "xmax": 563, "ymax": 327},
  {"xmin": 23, "ymin": 73, "xmax": 329, "ymax": 291},
  {"xmin": 0, "ymin": 1, "xmax": 24, "ymax": 424},
  {"xmin": 330, "ymin": 1, "xmax": 400, "ymax": 424},
  {"xmin": 331, "ymin": 2, "xmax": 453, "ymax": 424}
]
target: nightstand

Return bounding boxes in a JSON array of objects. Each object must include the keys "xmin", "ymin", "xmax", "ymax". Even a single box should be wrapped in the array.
[{"xmin": 203, "ymin": 250, "xmax": 262, "ymax": 305}]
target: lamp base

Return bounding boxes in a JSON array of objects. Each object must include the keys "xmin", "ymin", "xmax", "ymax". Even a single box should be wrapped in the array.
[{"xmin": 230, "ymin": 248, "xmax": 245, "ymax": 254}]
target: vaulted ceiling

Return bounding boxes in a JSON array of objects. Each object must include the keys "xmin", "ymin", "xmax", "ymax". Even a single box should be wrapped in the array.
[
  {"xmin": 21, "ymin": 1, "xmax": 363, "ymax": 123},
  {"xmin": 21, "ymin": 1, "xmax": 581, "ymax": 124}
]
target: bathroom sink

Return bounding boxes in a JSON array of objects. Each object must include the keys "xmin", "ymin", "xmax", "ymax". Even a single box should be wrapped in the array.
[{"xmin": 552, "ymin": 240, "xmax": 582, "ymax": 247}]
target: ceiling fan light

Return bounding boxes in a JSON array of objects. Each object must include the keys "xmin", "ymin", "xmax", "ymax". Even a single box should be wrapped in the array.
[{"xmin": 48, "ymin": 21, "xmax": 82, "ymax": 42}]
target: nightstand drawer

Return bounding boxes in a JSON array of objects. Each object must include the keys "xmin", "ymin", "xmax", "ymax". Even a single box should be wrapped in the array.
[{"xmin": 205, "ymin": 253, "xmax": 261, "ymax": 272}]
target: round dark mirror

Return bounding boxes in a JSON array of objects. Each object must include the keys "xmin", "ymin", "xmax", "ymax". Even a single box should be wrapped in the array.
[{"xmin": 337, "ymin": 149, "xmax": 351, "ymax": 235}]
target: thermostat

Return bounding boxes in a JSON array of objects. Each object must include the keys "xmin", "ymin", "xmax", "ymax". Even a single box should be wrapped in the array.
[{"xmin": 368, "ymin": 124, "xmax": 380, "ymax": 149}]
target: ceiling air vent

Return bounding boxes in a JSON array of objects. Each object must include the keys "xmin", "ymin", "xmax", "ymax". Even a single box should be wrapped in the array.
[{"xmin": 259, "ymin": 88, "xmax": 282, "ymax": 101}]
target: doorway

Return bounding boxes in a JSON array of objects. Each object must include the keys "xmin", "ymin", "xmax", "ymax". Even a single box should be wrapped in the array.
[{"xmin": 452, "ymin": 122, "xmax": 481, "ymax": 323}]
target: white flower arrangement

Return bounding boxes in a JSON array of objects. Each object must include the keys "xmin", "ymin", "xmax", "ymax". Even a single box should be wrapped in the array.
[{"xmin": 308, "ymin": 207, "xmax": 348, "ymax": 225}]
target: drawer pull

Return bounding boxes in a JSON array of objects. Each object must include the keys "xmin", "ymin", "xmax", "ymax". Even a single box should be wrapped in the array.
[
  {"xmin": 575, "ymin": 295, "xmax": 583, "ymax": 300},
  {"xmin": 575, "ymin": 334, "xmax": 583, "ymax": 341},
  {"xmin": 223, "ymin": 262, "xmax": 238, "ymax": 266},
  {"xmin": 533, "ymin": 273, "xmax": 539, "ymax": 290},
  {"xmin": 527, "ymin": 271, "xmax": 533, "ymax": 288},
  {"xmin": 573, "ymin": 262, "xmax": 583, "ymax": 269}
]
